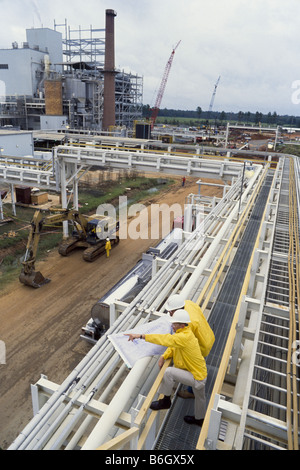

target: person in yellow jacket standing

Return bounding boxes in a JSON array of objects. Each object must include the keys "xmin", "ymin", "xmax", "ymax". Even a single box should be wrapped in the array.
[
  {"xmin": 105, "ymin": 237, "xmax": 111, "ymax": 257},
  {"xmin": 126, "ymin": 309, "xmax": 207, "ymax": 426},
  {"xmin": 165, "ymin": 293, "xmax": 215, "ymax": 399}
]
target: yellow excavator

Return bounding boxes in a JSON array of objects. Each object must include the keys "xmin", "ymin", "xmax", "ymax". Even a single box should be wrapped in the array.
[{"xmin": 19, "ymin": 208, "xmax": 119, "ymax": 288}]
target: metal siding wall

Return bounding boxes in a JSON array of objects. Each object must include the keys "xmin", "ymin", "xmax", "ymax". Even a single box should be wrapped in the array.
[
  {"xmin": 26, "ymin": 28, "xmax": 63, "ymax": 73},
  {"xmin": 0, "ymin": 132, "xmax": 33, "ymax": 157},
  {"xmin": 0, "ymin": 49, "xmax": 33, "ymax": 95}
]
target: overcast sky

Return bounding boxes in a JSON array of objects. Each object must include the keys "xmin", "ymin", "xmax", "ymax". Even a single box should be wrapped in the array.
[{"xmin": 0, "ymin": 0, "xmax": 300, "ymax": 116}]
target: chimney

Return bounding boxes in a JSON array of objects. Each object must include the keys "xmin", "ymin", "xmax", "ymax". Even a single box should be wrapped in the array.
[{"xmin": 103, "ymin": 9, "xmax": 117, "ymax": 131}]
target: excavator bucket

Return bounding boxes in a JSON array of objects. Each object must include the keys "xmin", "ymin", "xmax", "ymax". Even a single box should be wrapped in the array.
[{"xmin": 19, "ymin": 269, "xmax": 50, "ymax": 288}]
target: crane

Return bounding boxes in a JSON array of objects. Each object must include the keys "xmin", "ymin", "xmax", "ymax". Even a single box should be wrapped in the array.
[
  {"xmin": 150, "ymin": 40, "xmax": 181, "ymax": 129},
  {"xmin": 208, "ymin": 75, "xmax": 221, "ymax": 119}
]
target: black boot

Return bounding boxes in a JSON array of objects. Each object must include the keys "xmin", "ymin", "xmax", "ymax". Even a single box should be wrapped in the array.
[
  {"xmin": 150, "ymin": 395, "xmax": 171, "ymax": 410},
  {"xmin": 183, "ymin": 415, "xmax": 204, "ymax": 426}
]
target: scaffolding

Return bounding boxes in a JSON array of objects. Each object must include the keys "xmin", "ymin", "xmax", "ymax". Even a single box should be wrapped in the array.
[
  {"xmin": 54, "ymin": 20, "xmax": 106, "ymax": 70},
  {"xmin": 0, "ymin": 20, "xmax": 143, "ymax": 131},
  {"xmin": 115, "ymin": 72, "xmax": 143, "ymax": 129},
  {"xmin": 54, "ymin": 20, "xmax": 143, "ymax": 130}
]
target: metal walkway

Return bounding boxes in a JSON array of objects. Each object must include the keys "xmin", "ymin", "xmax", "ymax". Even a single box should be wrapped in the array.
[
  {"xmin": 239, "ymin": 158, "xmax": 300, "ymax": 450},
  {"xmin": 154, "ymin": 171, "xmax": 274, "ymax": 450},
  {"xmin": 194, "ymin": 157, "xmax": 300, "ymax": 451}
]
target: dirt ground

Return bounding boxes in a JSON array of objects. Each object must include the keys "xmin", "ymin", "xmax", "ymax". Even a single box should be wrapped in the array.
[{"xmin": 0, "ymin": 175, "xmax": 222, "ymax": 450}]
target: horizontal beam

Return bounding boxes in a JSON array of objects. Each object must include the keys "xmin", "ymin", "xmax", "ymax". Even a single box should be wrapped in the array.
[
  {"xmin": 56, "ymin": 146, "xmax": 243, "ymax": 182},
  {"xmin": 33, "ymin": 376, "xmax": 132, "ymax": 427},
  {"xmin": 0, "ymin": 164, "xmax": 55, "ymax": 189}
]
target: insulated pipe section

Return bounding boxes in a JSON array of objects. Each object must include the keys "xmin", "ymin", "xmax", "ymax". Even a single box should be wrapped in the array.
[
  {"xmin": 81, "ymin": 356, "xmax": 151, "ymax": 450},
  {"xmin": 180, "ymin": 164, "xmax": 263, "ymax": 300}
]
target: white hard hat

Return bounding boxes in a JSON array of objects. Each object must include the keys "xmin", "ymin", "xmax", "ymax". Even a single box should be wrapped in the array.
[
  {"xmin": 165, "ymin": 294, "xmax": 185, "ymax": 311},
  {"xmin": 168, "ymin": 309, "xmax": 191, "ymax": 324}
]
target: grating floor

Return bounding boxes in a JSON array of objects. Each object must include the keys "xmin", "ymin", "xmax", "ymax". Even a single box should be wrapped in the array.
[
  {"xmin": 154, "ymin": 172, "xmax": 274, "ymax": 450},
  {"xmin": 243, "ymin": 158, "xmax": 300, "ymax": 450},
  {"xmin": 265, "ymin": 161, "xmax": 291, "ymax": 307}
]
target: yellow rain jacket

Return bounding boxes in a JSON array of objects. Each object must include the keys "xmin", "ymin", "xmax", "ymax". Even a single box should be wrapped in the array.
[
  {"xmin": 184, "ymin": 300, "xmax": 215, "ymax": 358},
  {"xmin": 145, "ymin": 326, "xmax": 207, "ymax": 381}
]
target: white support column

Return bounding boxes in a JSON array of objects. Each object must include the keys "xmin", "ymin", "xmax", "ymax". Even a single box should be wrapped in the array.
[
  {"xmin": 72, "ymin": 163, "xmax": 79, "ymax": 210},
  {"xmin": 10, "ymin": 184, "xmax": 16, "ymax": 216},
  {"xmin": 151, "ymin": 257, "xmax": 158, "ymax": 279},
  {"xmin": 225, "ymin": 122, "xmax": 230, "ymax": 148},
  {"xmin": 205, "ymin": 394, "xmax": 223, "ymax": 450},
  {"xmin": 229, "ymin": 299, "xmax": 248, "ymax": 376},
  {"xmin": 183, "ymin": 204, "xmax": 193, "ymax": 232},
  {"xmin": 109, "ymin": 303, "xmax": 117, "ymax": 326},
  {"xmin": 60, "ymin": 160, "xmax": 69, "ymax": 238},
  {"xmin": 0, "ymin": 191, "xmax": 3, "ymax": 220}
]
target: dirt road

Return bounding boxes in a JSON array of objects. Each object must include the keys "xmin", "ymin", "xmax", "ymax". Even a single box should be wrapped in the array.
[{"xmin": 0, "ymin": 177, "xmax": 222, "ymax": 449}]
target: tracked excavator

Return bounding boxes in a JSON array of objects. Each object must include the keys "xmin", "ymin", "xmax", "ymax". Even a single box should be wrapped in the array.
[{"xmin": 19, "ymin": 208, "xmax": 119, "ymax": 288}]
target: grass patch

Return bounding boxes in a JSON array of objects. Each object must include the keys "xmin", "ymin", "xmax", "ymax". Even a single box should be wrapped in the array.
[
  {"xmin": 276, "ymin": 144, "xmax": 300, "ymax": 157},
  {"xmin": 0, "ymin": 176, "xmax": 173, "ymax": 290},
  {"xmin": 78, "ymin": 176, "xmax": 169, "ymax": 213}
]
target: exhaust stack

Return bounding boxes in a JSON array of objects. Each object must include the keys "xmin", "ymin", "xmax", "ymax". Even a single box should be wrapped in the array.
[{"xmin": 102, "ymin": 9, "xmax": 117, "ymax": 131}]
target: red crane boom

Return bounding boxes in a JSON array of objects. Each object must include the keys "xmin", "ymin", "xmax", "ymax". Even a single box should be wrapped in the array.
[{"xmin": 150, "ymin": 40, "xmax": 181, "ymax": 128}]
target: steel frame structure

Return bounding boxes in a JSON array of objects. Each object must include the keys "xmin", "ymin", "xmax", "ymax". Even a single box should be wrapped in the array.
[
  {"xmin": 54, "ymin": 20, "xmax": 105, "ymax": 69},
  {"xmin": 115, "ymin": 73, "xmax": 143, "ymax": 129},
  {"xmin": 2, "ymin": 137, "xmax": 299, "ymax": 451},
  {"xmin": 9, "ymin": 154, "xmax": 261, "ymax": 450}
]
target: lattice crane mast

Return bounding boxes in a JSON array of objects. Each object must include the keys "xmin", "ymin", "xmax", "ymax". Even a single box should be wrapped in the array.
[
  {"xmin": 150, "ymin": 40, "xmax": 181, "ymax": 129},
  {"xmin": 208, "ymin": 75, "xmax": 221, "ymax": 119}
]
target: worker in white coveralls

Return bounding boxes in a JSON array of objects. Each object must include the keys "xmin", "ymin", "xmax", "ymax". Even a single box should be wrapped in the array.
[
  {"xmin": 165, "ymin": 293, "xmax": 215, "ymax": 398},
  {"xmin": 125, "ymin": 309, "xmax": 207, "ymax": 426}
]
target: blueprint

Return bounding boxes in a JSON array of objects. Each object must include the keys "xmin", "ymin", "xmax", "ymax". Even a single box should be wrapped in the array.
[{"xmin": 108, "ymin": 317, "xmax": 172, "ymax": 368}]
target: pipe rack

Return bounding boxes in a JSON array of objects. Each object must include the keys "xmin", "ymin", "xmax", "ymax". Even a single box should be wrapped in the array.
[{"xmin": 6, "ymin": 145, "xmax": 300, "ymax": 451}]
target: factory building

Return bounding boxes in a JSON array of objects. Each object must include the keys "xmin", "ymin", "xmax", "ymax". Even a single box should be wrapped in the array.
[{"xmin": 0, "ymin": 10, "xmax": 143, "ymax": 132}]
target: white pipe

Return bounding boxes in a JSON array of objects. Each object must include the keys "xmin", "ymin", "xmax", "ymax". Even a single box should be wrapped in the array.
[
  {"xmin": 65, "ymin": 363, "xmax": 127, "ymax": 450},
  {"xmin": 180, "ymin": 165, "xmax": 262, "ymax": 300},
  {"xmin": 81, "ymin": 356, "xmax": 151, "ymax": 450},
  {"xmin": 47, "ymin": 353, "xmax": 122, "ymax": 450}
]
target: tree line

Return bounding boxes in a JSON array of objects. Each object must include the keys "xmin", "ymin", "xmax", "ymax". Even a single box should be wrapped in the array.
[{"xmin": 142, "ymin": 105, "xmax": 300, "ymax": 127}]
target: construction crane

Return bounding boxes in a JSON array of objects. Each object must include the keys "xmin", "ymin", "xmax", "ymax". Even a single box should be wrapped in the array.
[
  {"xmin": 150, "ymin": 40, "xmax": 181, "ymax": 129},
  {"xmin": 208, "ymin": 75, "xmax": 221, "ymax": 120}
]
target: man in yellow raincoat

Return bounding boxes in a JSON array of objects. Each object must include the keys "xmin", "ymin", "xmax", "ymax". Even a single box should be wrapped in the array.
[
  {"xmin": 126, "ymin": 309, "xmax": 207, "ymax": 426},
  {"xmin": 165, "ymin": 293, "xmax": 215, "ymax": 398}
]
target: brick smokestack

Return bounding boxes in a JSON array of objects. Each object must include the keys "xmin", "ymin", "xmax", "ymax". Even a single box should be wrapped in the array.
[{"xmin": 103, "ymin": 9, "xmax": 117, "ymax": 131}]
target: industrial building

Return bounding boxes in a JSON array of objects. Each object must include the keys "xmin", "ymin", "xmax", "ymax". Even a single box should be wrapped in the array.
[{"xmin": 0, "ymin": 10, "xmax": 143, "ymax": 132}]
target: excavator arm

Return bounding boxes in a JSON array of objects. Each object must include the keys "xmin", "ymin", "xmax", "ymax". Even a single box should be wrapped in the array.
[
  {"xmin": 19, "ymin": 208, "xmax": 119, "ymax": 288},
  {"xmin": 19, "ymin": 209, "xmax": 88, "ymax": 288}
]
